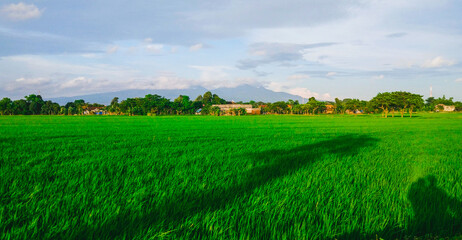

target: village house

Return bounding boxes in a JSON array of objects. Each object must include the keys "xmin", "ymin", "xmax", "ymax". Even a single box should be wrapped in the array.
[
  {"xmin": 325, "ymin": 104, "xmax": 335, "ymax": 114},
  {"xmin": 212, "ymin": 104, "xmax": 261, "ymax": 115},
  {"xmin": 435, "ymin": 104, "xmax": 455, "ymax": 112},
  {"xmin": 345, "ymin": 109, "xmax": 363, "ymax": 114},
  {"xmin": 83, "ymin": 106, "xmax": 108, "ymax": 115}
]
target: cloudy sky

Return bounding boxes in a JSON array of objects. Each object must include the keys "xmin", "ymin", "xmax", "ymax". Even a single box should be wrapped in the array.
[{"xmin": 1, "ymin": 0, "xmax": 461, "ymax": 100}]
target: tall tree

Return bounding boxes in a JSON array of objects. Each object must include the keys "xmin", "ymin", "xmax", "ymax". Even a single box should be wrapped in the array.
[
  {"xmin": 73, "ymin": 99, "xmax": 86, "ymax": 115},
  {"xmin": 109, "ymin": 97, "xmax": 120, "ymax": 114},
  {"xmin": 13, "ymin": 99, "xmax": 29, "ymax": 115},
  {"xmin": 202, "ymin": 91, "xmax": 213, "ymax": 106},
  {"xmin": 195, "ymin": 95, "xmax": 203, "ymax": 102},
  {"xmin": 344, "ymin": 99, "xmax": 361, "ymax": 114},
  {"xmin": 0, "ymin": 98, "xmax": 13, "ymax": 115},
  {"xmin": 25, "ymin": 94, "xmax": 45, "ymax": 115},
  {"xmin": 370, "ymin": 92, "xmax": 392, "ymax": 118},
  {"xmin": 334, "ymin": 98, "xmax": 344, "ymax": 114},
  {"xmin": 408, "ymin": 93, "xmax": 424, "ymax": 118}
]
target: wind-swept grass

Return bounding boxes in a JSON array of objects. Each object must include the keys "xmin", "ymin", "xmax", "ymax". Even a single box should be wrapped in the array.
[{"xmin": 1, "ymin": 113, "xmax": 461, "ymax": 239}]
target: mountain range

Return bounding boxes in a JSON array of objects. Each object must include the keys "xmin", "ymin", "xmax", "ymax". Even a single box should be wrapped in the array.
[{"xmin": 47, "ymin": 85, "xmax": 306, "ymax": 105}]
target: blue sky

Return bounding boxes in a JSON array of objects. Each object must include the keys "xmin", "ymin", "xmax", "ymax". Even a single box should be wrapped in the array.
[{"xmin": 0, "ymin": 0, "xmax": 461, "ymax": 101}]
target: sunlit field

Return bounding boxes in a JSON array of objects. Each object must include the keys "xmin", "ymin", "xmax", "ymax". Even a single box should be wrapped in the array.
[{"xmin": 1, "ymin": 113, "xmax": 461, "ymax": 239}]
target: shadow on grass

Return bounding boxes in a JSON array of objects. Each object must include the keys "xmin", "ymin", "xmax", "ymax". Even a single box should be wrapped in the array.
[
  {"xmin": 336, "ymin": 175, "xmax": 462, "ymax": 239},
  {"xmin": 62, "ymin": 135, "xmax": 378, "ymax": 239}
]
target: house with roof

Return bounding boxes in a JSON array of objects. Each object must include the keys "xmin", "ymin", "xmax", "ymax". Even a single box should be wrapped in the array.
[
  {"xmin": 83, "ymin": 106, "xmax": 108, "ymax": 115},
  {"xmin": 212, "ymin": 104, "xmax": 261, "ymax": 115},
  {"xmin": 325, "ymin": 104, "xmax": 335, "ymax": 114},
  {"xmin": 435, "ymin": 104, "xmax": 455, "ymax": 112}
]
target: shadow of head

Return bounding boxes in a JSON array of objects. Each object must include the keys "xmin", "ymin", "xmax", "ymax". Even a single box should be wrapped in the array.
[
  {"xmin": 239, "ymin": 135, "xmax": 379, "ymax": 193},
  {"xmin": 407, "ymin": 175, "xmax": 462, "ymax": 237},
  {"xmin": 332, "ymin": 176, "xmax": 462, "ymax": 240},
  {"xmin": 250, "ymin": 135, "xmax": 379, "ymax": 168}
]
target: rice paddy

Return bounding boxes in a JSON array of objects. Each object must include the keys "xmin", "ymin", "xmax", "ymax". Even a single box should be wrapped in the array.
[{"xmin": 1, "ymin": 113, "xmax": 461, "ymax": 239}]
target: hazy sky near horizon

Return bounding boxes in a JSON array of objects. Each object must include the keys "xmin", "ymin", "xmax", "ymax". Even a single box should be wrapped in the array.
[{"xmin": 1, "ymin": 0, "xmax": 461, "ymax": 100}]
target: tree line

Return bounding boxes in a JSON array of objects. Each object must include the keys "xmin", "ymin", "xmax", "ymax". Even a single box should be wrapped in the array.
[{"xmin": 0, "ymin": 91, "xmax": 461, "ymax": 116}]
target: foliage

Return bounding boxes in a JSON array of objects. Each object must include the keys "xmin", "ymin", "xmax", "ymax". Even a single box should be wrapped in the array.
[
  {"xmin": 210, "ymin": 106, "xmax": 221, "ymax": 116},
  {"xmin": 343, "ymin": 98, "xmax": 361, "ymax": 113},
  {"xmin": 0, "ymin": 97, "xmax": 13, "ymax": 115},
  {"xmin": 426, "ymin": 96, "xmax": 457, "ymax": 111},
  {"xmin": 1, "ymin": 91, "xmax": 459, "ymax": 117},
  {"xmin": 370, "ymin": 92, "xmax": 424, "ymax": 118}
]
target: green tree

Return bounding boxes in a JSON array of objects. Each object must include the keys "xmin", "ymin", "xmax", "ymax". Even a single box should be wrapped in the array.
[
  {"xmin": 13, "ymin": 99, "xmax": 29, "ymax": 115},
  {"xmin": 109, "ymin": 97, "xmax": 120, "ymax": 114},
  {"xmin": 73, "ymin": 99, "xmax": 86, "ymax": 115},
  {"xmin": 370, "ymin": 92, "xmax": 393, "ymax": 118},
  {"xmin": 269, "ymin": 101, "xmax": 288, "ymax": 114},
  {"xmin": 454, "ymin": 101, "xmax": 462, "ymax": 111},
  {"xmin": 40, "ymin": 101, "xmax": 54, "ymax": 115},
  {"xmin": 174, "ymin": 95, "xmax": 193, "ymax": 114},
  {"xmin": 0, "ymin": 97, "xmax": 13, "ymax": 115},
  {"xmin": 408, "ymin": 93, "xmax": 424, "ymax": 118},
  {"xmin": 212, "ymin": 94, "xmax": 225, "ymax": 104},
  {"xmin": 334, "ymin": 98, "xmax": 344, "ymax": 114},
  {"xmin": 312, "ymin": 99, "xmax": 326, "ymax": 114},
  {"xmin": 392, "ymin": 91, "xmax": 410, "ymax": 118},
  {"xmin": 195, "ymin": 95, "xmax": 203, "ymax": 102},
  {"xmin": 202, "ymin": 91, "xmax": 213, "ymax": 106},
  {"xmin": 233, "ymin": 107, "xmax": 246, "ymax": 116},
  {"xmin": 425, "ymin": 97, "xmax": 436, "ymax": 111},
  {"xmin": 344, "ymin": 98, "xmax": 361, "ymax": 114},
  {"xmin": 67, "ymin": 106, "xmax": 74, "ymax": 115},
  {"xmin": 25, "ymin": 94, "xmax": 45, "ymax": 115},
  {"xmin": 391, "ymin": 91, "xmax": 423, "ymax": 118},
  {"xmin": 210, "ymin": 106, "xmax": 221, "ymax": 116}
]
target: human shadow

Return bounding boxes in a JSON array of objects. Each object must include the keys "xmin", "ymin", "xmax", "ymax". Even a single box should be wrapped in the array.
[
  {"xmin": 407, "ymin": 175, "xmax": 462, "ymax": 237},
  {"xmin": 335, "ymin": 175, "xmax": 462, "ymax": 239},
  {"xmin": 64, "ymin": 135, "xmax": 378, "ymax": 239}
]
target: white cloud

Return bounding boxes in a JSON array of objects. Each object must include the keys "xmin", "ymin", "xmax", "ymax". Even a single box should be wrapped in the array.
[
  {"xmin": 106, "ymin": 46, "xmax": 119, "ymax": 54},
  {"xmin": 171, "ymin": 46, "xmax": 178, "ymax": 53},
  {"xmin": 128, "ymin": 73, "xmax": 257, "ymax": 90},
  {"xmin": 248, "ymin": 1, "xmax": 462, "ymax": 72},
  {"xmin": 190, "ymin": 65, "xmax": 231, "ymax": 84},
  {"xmin": 421, "ymin": 56, "xmax": 455, "ymax": 68},
  {"xmin": 373, "ymin": 75, "xmax": 385, "ymax": 80},
  {"xmin": 146, "ymin": 44, "xmax": 163, "ymax": 53},
  {"xmin": 15, "ymin": 77, "xmax": 50, "ymax": 85},
  {"xmin": 60, "ymin": 77, "xmax": 93, "ymax": 89},
  {"xmin": 81, "ymin": 53, "xmax": 99, "ymax": 58},
  {"xmin": 6, "ymin": 77, "xmax": 51, "ymax": 91},
  {"xmin": 252, "ymin": 50, "xmax": 266, "ymax": 56},
  {"xmin": 0, "ymin": 3, "xmax": 43, "ymax": 21},
  {"xmin": 144, "ymin": 38, "xmax": 153, "ymax": 43},
  {"xmin": 287, "ymin": 74, "xmax": 310, "ymax": 80},
  {"xmin": 265, "ymin": 82, "xmax": 331, "ymax": 100},
  {"xmin": 0, "ymin": 55, "xmax": 139, "ymax": 84},
  {"xmin": 238, "ymin": 42, "xmax": 335, "ymax": 70},
  {"xmin": 127, "ymin": 46, "xmax": 138, "ymax": 54},
  {"xmin": 127, "ymin": 75, "xmax": 192, "ymax": 90},
  {"xmin": 326, "ymin": 72, "xmax": 337, "ymax": 77},
  {"xmin": 455, "ymin": 78, "xmax": 462, "ymax": 82},
  {"xmin": 189, "ymin": 43, "xmax": 203, "ymax": 51},
  {"xmin": 188, "ymin": 65, "xmax": 260, "ymax": 89},
  {"xmin": 288, "ymin": 87, "xmax": 331, "ymax": 100}
]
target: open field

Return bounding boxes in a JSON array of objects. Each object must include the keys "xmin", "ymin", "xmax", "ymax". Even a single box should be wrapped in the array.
[{"xmin": 1, "ymin": 113, "xmax": 462, "ymax": 239}]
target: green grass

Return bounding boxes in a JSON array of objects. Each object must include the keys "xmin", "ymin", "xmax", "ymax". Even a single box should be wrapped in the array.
[{"xmin": 1, "ymin": 113, "xmax": 462, "ymax": 239}]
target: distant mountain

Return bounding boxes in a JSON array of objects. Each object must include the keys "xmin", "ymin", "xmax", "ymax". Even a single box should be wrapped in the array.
[
  {"xmin": 212, "ymin": 85, "xmax": 304, "ymax": 103},
  {"xmin": 47, "ymin": 85, "xmax": 305, "ymax": 105}
]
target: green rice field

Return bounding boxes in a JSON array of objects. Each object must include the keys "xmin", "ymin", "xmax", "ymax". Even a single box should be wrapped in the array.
[{"xmin": 1, "ymin": 113, "xmax": 462, "ymax": 239}]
